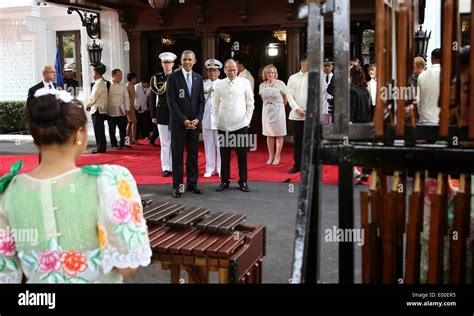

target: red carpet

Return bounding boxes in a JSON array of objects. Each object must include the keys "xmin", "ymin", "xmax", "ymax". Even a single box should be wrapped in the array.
[{"xmin": 0, "ymin": 140, "xmax": 340, "ymax": 185}]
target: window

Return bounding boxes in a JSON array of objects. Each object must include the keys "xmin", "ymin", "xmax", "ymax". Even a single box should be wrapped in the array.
[{"xmin": 56, "ymin": 31, "xmax": 82, "ymax": 87}]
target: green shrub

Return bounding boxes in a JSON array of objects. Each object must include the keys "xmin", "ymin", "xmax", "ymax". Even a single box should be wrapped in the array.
[{"xmin": 0, "ymin": 101, "xmax": 28, "ymax": 134}]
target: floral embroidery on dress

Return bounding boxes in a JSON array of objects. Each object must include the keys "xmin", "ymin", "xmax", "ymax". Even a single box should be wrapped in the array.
[
  {"xmin": 102, "ymin": 166, "xmax": 147, "ymax": 250},
  {"xmin": 130, "ymin": 202, "xmax": 142, "ymax": 227},
  {"xmin": 117, "ymin": 179, "xmax": 132, "ymax": 199},
  {"xmin": 0, "ymin": 231, "xmax": 18, "ymax": 273},
  {"xmin": 97, "ymin": 224, "xmax": 109, "ymax": 250},
  {"xmin": 60, "ymin": 251, "xmax": 88, "ymax": 277},
  {"xmin": 19, "ymin": 238, "xmax": 101, "ymax": 283},
  {"xmin": 102, "ymin": 165, "xmax": 133, "ymax": 186}
]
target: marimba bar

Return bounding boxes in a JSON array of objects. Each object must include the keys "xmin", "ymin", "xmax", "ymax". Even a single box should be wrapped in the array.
[{"xmin": 144, "ymin": 201, "xmax": 266, "ymax": 284}]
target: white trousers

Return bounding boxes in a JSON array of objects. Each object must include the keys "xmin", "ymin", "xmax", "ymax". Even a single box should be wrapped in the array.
[
  {"xmin": 202, "ymin": 128, "xmax": 221, "ymax": 175},
  {"xmin": 158, "ymin": 124, "xmax": 172, "ymax": 171}
]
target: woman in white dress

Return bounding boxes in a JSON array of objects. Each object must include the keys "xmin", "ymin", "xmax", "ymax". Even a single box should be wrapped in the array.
[{"xmin": 259, "ymin": 65, "xmax": 288, "ymax": 165}]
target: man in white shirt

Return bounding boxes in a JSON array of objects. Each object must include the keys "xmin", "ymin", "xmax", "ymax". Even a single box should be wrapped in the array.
[
  {"xmin": 134, "ymin": 78, "xmax": 152, "ymax": 139},
  {"xmin": 236, "ymin": 58, "xmax": 255, "ymax": 92},
  {"xmin": 417, "ymin": 48, "xmax": 441, "ymax": 124},
  {"xmin": 213, "ymin": 59, "xmax": 254, "ymax": 192},
  {"xmin": 322, "ymin": 57, "xmax": 334, "ymax": 124},
  {"xmin": 86, "ymin": 63, "xmax": 108, "ymax": 154},
  {"xmin": 286, "ymin": 54, "xmax": 308, "ymax": 174},
  {"xmin": 107, "ymin": 68, "xmax": 130, "ymax": 150}
]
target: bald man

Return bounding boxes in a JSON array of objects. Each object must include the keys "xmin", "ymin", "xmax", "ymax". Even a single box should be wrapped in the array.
[{"xmin": 27, "ymin": 65, "xmax": 58, "ymax": 107}]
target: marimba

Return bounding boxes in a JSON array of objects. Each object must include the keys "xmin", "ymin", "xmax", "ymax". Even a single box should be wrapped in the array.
[{"xmin": 144, "ymin": 201, "xmax": 266, "ymax": 284}]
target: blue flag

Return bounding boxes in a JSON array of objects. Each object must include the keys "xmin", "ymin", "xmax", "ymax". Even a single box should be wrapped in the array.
[{"xmin": 54, "ymin": 48, "xmax": 64, "ymax": 87}]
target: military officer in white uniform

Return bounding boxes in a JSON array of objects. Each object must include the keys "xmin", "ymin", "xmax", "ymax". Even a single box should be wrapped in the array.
[{"xmin": 202, "ymin": 59, "xmax": 222, "ymax": 178}]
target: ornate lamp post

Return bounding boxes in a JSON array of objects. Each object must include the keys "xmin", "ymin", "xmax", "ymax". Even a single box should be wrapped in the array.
[
  {"xmin": 87, "ymin": 40, "xmax": 103, "ymax": 67},
  {"xmin": 68, "ymin": 7, "xmax": 103, "ymax": 67},
  {"xmin": 414, "ymin": 26, "xmax": 431, "ymax": 60}
]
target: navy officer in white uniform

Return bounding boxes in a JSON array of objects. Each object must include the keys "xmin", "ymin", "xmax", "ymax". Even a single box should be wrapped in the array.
[{"xmin": 202, "ymin": 59, "xmax": 222, "ymax": 178}]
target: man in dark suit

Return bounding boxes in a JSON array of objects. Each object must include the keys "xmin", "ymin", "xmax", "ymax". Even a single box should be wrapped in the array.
[
  {"xmin": 166, "ymin": 50, "xmax": 205, "ymax": 198},
  {"xmin": 27, "ymin": 65, "xmax": 58, "ymax": 107}
]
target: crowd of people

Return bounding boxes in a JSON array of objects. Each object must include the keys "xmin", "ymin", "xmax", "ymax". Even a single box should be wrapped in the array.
[
  {"xmin": 24, "ymin": 51, "xmax": 316, "ymax": 197},
  {"xmin": 25, "ymin": 47, "xmax": 459, "ymax": 192}
]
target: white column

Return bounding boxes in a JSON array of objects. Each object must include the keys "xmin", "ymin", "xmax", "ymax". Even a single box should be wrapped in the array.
[
  {"xmin": 99, "ymin": 10, "xmax": 127, "ymax": 80},
  {"xmin": 459, "ymin": 0, "xmax": 471, "ymax": 13},
  {"xmin": 423, "ymin": 0, "xmax": 441, "ymax": 66}
]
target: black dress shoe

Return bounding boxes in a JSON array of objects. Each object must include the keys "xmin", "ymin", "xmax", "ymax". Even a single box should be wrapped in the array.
[
  {"xmin": 238, "ymin": 181, "xmax": 250, "ymax": 192},
  {"xmin": 287, "ymin": 167, "xmax": 301, "ymax": 174},
  {"xmin": 186, "ymin": 186, "xmax": 203, "ymax": 194},
  {"xmin": 172, "ymin": 190, "xmax": 182, "ymax": 198},
  {"xmin": 91, "ymin": 149, "xmax": 106, "ymax": 154},
  {"xmin": 162, "ymin": 170, "xmax": 172, "ymax": 177},
  {"xmin": 112, "ymin": 146, "xmax": 120, "ymax": 150},
  {"xmin": 216, "ymin": 181, "xmax": 230, "ymax": 192}
]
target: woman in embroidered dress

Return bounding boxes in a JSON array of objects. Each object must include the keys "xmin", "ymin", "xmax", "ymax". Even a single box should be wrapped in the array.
[{"xmin": 0, "ymin": 89, "xmax": 151, "ymax": 283}]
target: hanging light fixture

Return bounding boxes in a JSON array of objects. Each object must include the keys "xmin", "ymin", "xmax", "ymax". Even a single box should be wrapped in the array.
[
  {"xmin": 148, "ymin": 0, "xmax": 170, "ymax": 9},
  {"xmin": 414, "ymin": 25, "xmax": 431, "ymax": 60},
  {"xmin": 273, "ymin": 29, "xmax": 287, "ymax": 43},
  {"xmin": 87, "ymin": 40, "xmax": 103, "ymax": 67},
  {"xmin": 267, "ymin": 43, "xmax": 280, "ymax": 57},
  {"xmin": 161, "ymin": 35, "xmax": 176, "ymax": 46}
]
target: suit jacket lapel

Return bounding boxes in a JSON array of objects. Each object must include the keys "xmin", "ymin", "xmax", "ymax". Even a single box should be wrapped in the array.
[{"xmin": 190, "ymin": 71, "xmax": 196, "ymax": 100}]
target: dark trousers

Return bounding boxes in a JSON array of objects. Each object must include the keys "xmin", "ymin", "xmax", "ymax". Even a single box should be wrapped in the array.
[
  {"xmin": 92, "ymin": 112, "xmax": 107, "ymax": 152},
  {"xmin": 108, "ymin": 116, "xmax": 128, "ymax": 147},
  {"xmin": 171, "ymin": 126, "xmax": 199, "ymax": 190},
  {"xmin": 218, "ymin": 127, "xmax": 249, "ymax": 184},
  {"xmin": 150, "ymin": 124, "xmax": 159, "ymax": 144},
  {"xmin": 292, "ymin": 120, "xmax": 304, "ymax": 169},
  {"xmin": 137, "ymin": 110, "xmax": 151, "ymax": 139}
]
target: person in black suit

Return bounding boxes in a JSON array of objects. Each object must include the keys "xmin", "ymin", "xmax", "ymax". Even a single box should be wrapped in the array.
[
  {"xmin": 27, "ymin": 65, "xmax": 58, "ymax": 107},
  {"xmin": 166, "ymin": 50, "xmax": 205, "ymax": 198}
]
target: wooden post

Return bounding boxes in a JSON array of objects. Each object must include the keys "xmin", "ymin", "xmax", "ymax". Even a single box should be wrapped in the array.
[
  {"xmin": 405, "ymin": 172, "xmax": 424, "ymax": 283},
  {"xmin": 201, "ymin": 30, "xmax": 217, "ymax": 75},
  {"xmin": 439, "ymin": 0, "xmax": 455, "ymax": 136},
  {"xmin": 170, "ymin": 263, "xmax": 181, "ymax": 284},
  {"xmin": 286, "ymin": 27, "xmax": 302, "ymax": 80},
  {"xmin": 218, "ymin": 268, "xmax": 229, "ymax": 283},
  {"xmin": 469, "ymin": 0, "xmax": 474, "ymax": 138},
  {"xmin": 374, "ymin": 0, "xmax": 387, "ymax": 135},
  {"xmin": 128, "ymin": 31, "xmax": 143, "ymax": 81},
  {"xmin": 450, "ymin": 174, "xmax": 471, "ymax": 283},
  {"xmin": 427, "ymin": 173, "xmax": 445, "ymax": 283},
  {"xmin": 396, "ymin": 1, "xmax": 408, "ymax": 136}
]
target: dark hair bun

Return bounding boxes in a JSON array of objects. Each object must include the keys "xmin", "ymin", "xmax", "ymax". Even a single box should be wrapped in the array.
[
  {"xmin": 28, "ymin": 94, "xmax": 87, "ymax": 146},
  {"xmin": 28, "ymin": 94, "xmax": 61, "ymax": 126}
]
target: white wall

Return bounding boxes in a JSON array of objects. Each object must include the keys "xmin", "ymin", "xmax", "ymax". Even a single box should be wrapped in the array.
[
  {"xmin": 423, "ymin": 0, "xmax": 471, "ymax": 66},
  {"xmin": 460, "ymin": 0, "xmax": 471, "ymax": 13},
  {"xmin": 423, "ymin": 0, "xmax": 442, "ymax": 67}
]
